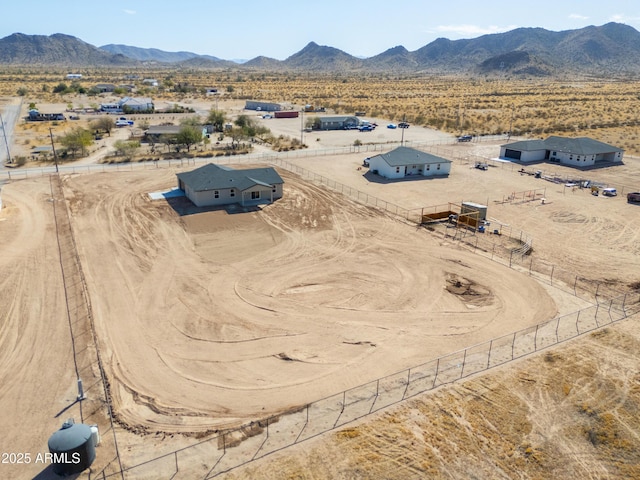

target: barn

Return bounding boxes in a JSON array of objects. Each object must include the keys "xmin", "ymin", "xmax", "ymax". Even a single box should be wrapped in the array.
[
  {"xmin": 176, "ymin": 163, "xmax": 284, "ymax": 207},
  {"xmin": 500, "ymin": 136, "xmax": 624, "ymax": 167},
  {"xmin": 367, "ymin": 146, "xmax": 452, "ymax": 179}
]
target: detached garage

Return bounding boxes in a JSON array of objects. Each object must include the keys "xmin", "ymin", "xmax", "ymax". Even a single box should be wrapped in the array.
[
  {"xmin": 500, "ymin": 136, "xmax": 624, "ymax": 167},
  {"xmin": 177, "ymin": 163, "xmax": 284, "ymax": 207}
]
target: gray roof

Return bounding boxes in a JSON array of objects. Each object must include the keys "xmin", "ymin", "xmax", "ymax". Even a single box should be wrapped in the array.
[
  {"xmin": 319, "ymin": 116, "xmax": 358, "ymax": 123},
  {"xmin": 146, "ymin": 125, "xmax": 182, "ymax": 135},
  {"xmin": 371, "ymin": 146, "xmax": 452, "ymax": 167},
  {"xmin": 502, "ymin": 136, "xmax": 623, "ymax": 155},
  {"xmin": 177, "ymin": 163, "xmax": 283, "ymax": 192}
]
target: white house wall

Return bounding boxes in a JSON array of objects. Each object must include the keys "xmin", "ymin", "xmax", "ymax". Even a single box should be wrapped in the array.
[
  {"xmin": 423, "ymin": 162, "xmax": 451, "ymax": 176},
  {"xmin": 369, "ymin": 158, "xmax": 402, "ymax": 179},
  {"xmin": 185, "ymin": 184, "xmax": 283, "ymax": 207},
  {"xmin": 369, "ymin": 158, "xmax": 451, "ymax": 179}
]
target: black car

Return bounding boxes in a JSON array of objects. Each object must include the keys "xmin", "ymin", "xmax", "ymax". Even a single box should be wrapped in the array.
[
  {"xmin": 398, "ymin": 122, "xmax": 410, "ymax": 128},
  {"xmin": 457, "ymin": 135, "xmax": 473, "ymax": 142}
]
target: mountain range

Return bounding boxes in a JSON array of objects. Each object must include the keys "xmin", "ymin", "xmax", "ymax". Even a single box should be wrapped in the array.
[{"xmin": 1, "ymin": 23, "xmax": 640, "ymax": 77}]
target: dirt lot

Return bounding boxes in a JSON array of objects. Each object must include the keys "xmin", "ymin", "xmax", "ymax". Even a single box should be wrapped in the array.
[{"xmin": 1, "ymin": 102, "xmax": 640, "ymax": 478}]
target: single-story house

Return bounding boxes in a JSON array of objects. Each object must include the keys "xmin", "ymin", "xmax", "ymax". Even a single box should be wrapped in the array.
[
  {"xmin": 367, "ymin": 146, "xmax": 452, "ymax": 179},
  {"xmin": 142, "ymin": 78, "xmax": 158, "ymax": 87},
  {"xmin": 317, "ymin": 116, "xmax": 359, "ymax": 130},
  {"xmin": 245, "ymin": 101, "xmax": 282, "ymax": 112},
  {"xmin": 176, "ymin": 163, "xmax": 284, "ymax": 207},
  {"xmin": 500, "ymin": 136, "xmax": 624, "ymax": 167},
  {"xmin": 28, "ymin": 109, "xmax": 65, "ymax": 121},
  {"xmin": 94, "ymin": 83, "xmax": 116, "ymax": 93},
  {"xmin": 145, "ymin": 125, "xmax": 207, "ymax": 143},
  {"xmin": 100, "ymin": 96, "xmax": 154, "ymax": 113}
]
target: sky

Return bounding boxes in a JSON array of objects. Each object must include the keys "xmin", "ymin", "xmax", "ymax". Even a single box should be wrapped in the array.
[{"xmin": 2, "ymin": 1, "xmax": 640, "ymax": 61}]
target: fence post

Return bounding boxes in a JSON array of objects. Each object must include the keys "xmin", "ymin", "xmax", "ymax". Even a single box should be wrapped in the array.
[
  {"xmin": 594, "ymin": 303, "xmax": 600, "ymax": 327},
  {"xmin": 461, "ymin": 349, "xmax": 467, "ymax": 377},
  {"xmin": 534, "ymin": 324, "xmax": 539, "ymax": 351},
  {"xmin": 511, "ymin": 333, "xmax": 516, "ymax": 360},
  {"xmin": 550, "ymin": 265, "xmax": 555, "ymax": 285},
  {"xmin": 574, "ymin": 276, "xmax": 578, "ymax": 296},
  {"xmin": 432, "ymin": 358, "xmax": 440, "ymax": 388},
  {"xmin": 555, "ymin": 316, "xmax": 560, "ymax": 342},
  {"xmin": 575, "ymin": 310, "xmax": 581, "ymax": 335},
  {"xmin": 174, "ymin": 451, "xmax": 179, "ymax": 474},
  {"xmin": 487, "ymin": 340, "xmax": 493, "ymax": 369},
  {"xmin": 402, "ymin": 369, "xmax": 411, "ymax": 400}
]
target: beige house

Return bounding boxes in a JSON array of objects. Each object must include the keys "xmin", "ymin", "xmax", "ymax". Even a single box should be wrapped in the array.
[{"xmin": 176, "ymin": 163, "xmax": 284, "ymax": 207}]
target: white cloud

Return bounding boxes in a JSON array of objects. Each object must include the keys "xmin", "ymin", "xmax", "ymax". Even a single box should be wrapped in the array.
[
  {"xmin": 569, "ymin": 14, "xmax": 589, "ymax": 21},
  {"xmin": 124, "ymin": 9, "xmax": 136, "ymax": 15},
  {"xmin": 609, "ymin": 13, "xmax": 640, "ymax": 24},
  {"xmin": 433, "ymin": 24, "xmax": 518, "ymax": 38}
]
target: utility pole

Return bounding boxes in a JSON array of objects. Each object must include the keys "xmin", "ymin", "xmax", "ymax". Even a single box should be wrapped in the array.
[
  {"xmin": 49, "ymin": 127, "xmax": 59, "ymax": 173},
  {"xmin": 401, "ymin": 114, "xmax": 406, "ymax": 146},
  {"xmin": 0, "ymin": 112, "xmax": 11, "ymax": 164}
]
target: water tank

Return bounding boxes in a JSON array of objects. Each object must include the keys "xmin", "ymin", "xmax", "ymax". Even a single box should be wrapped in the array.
[{"xmin": 47, "ymin": 419, "xmax": 96, "ymax": 476}]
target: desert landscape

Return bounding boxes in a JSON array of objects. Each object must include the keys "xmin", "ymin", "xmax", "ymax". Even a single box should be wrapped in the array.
[{"xmin": 1, "ymin": 72, "xmax": 640, "ymax": 479}]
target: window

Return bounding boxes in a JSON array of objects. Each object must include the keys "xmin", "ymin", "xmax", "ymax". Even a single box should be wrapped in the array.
[
  {"xmin": 437, "ymin": 163, "xmax": 441, "ymax": 170},
  {"xmin": 272, "ymin": 186, "xmax": 277, "ymax": 193},
  {"xmin": 230, "ymin": 189, "xmax": 235, "ymax": 197},
  {"xmin": 214, "ymin": 190, "xmax": 219, "ymax": 199},
  {"xmin": 251, "ymin": 191, "xmax": 260, "ymax": 200},
  {"xmin": 396, "ymin": 167, "xmax": 400, "ymax": 173},
  {"xmin": 426, "ymin": 164, "xmax": 430, "ymax": 171}
]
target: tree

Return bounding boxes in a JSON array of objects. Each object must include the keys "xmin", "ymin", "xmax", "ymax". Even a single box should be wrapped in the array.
[
  {"xmin": 228, "ymin": 126, "xmax": 248, "ymax": 149},
  {"xmin": 113, "ymin": 140, "xmax": 141, "ymax": 161},
  {"xmin": 206, "ymin": 109, "xmax": 226, "ymax": 132},
  {"xmin": 91, "ymin": 117, "xmax": 115, "ymax": 136},
  {"xmin": 17, "ymin": 87, "xmax": 28, "ymax": 96},
  {"xmin": 176, "ymin": 125, "xmax": 203, "ymax": 152},
  {"xmin": 59, "ymin": 127, "xmax": 93, "ymax": 158},
  {"xmin": 234, "ymin": 115, "xmax": 269, "ymax": 140},
  {"xmin": 53, "ymin": 83, "xmax": 68, "ymax": 94}
]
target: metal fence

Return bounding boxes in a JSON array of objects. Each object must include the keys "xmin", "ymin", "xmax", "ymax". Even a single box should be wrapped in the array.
[
  {"xmin": 10, "ymin": 146, "xmax": 638, "ymax": 479},
  {"xmin": 86, "ymin": 158, "xmax": 640, "ymax": 478},
  {"xmin": 103, "ymin": 286, "xmax": 638, "ymax": 479}
]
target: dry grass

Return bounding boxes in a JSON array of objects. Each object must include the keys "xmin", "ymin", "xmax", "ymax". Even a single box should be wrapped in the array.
[{"xmin": 4, "ymin": 68, "xmax": 640, "ymax": 153}]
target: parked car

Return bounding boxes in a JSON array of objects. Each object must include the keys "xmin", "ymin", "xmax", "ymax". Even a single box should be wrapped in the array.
[
  {"xmin": 116, "ymin": 117, "xmax": 134, "ymax": 127},
  {"xmin": 387, "ymin": 123, "xmax": 397, "ymax": 129},
  {"xmin": 457, "ymin": 134, "xmax": 473, "ymax": 142},
  {"xmin": 358, "ymin": 125, "xmax": 374, "ymax": 132},
  {"xmin": 602, "ymin": 187, "xmax": 617, "ymax": 197},
  {"xmin": 626, "ymin": 192, "xmax": 640, "ymax": 203},
  {"xmin": 398, "ymin": 122, "xmax": 410, "ymax": 128}
]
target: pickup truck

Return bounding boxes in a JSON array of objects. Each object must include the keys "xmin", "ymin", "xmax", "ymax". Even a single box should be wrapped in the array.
[
  {"xmin": 115, "ymin": 117, "xmax": 134, "ymax": 127},
  {"xmin": 627, "ymin": 192, "xmax": 640, "ymax": 203}
]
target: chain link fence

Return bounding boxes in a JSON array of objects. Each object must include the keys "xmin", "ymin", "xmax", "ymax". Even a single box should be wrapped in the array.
[{"xmin": 7, "ymin": 147, "xmax": 637, "ymax": 478}]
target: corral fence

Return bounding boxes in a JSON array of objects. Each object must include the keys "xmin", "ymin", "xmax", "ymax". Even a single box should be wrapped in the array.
[
  {"xmin": 82, "ymin": 156, "xmax": 640, "ymax": 478},
  {"xmin": 102, "ymin": 286, "xmax": 639, "ymax": 479},
  {"xmin": 8, "ymin": 145, "xmax": 639, "ymax": 478},
  {"xmin": 2, "ymin": 138, "xmax": 637, "ymax": 194}
]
